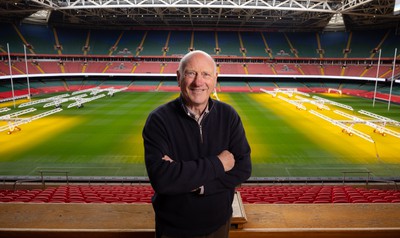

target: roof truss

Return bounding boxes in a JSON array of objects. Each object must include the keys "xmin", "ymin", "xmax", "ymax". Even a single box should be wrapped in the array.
[
  {"xmin": 32, "ymin": 0, "xmax": 373, "ymax": 13},
  {"xmin": 1, "ymin": 0, "xmax": 398, "ymax": 30}
]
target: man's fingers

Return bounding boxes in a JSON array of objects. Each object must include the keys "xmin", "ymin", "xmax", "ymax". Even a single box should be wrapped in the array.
[
  {"xmin": 218, "ymin": 150, "xmax": 235, "ymax": 172},
  {"xmin": 162, "ymin": 155, "xmax": 174, "ymax": 163}
]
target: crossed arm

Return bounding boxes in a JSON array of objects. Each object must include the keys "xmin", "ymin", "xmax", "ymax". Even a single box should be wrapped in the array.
[{"xmin": 162, "ymin": 150, "xmax": 235, "ymax": 172}]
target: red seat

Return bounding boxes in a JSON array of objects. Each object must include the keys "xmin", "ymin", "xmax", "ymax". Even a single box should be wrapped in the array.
[
  {"xmin": 371, "ymin": 199, "xmax": 387, "ymax": 203},
  {"xmin": 383, "ymin": 196, "xmax": 398, "ymax": 202},
  {"xmin": 262, "ymin": 197, "xmax": 278, "ymax": 203},
  {"xmin": 13, "ymin": 196, "xmax": 32, "ymax": 202},
  {"xmin": 273, "ymin": 201, "xmax": 290, "ymax": 204},
  {"xmin": 281, "ymin": 197, "xmax": 297, "ymax": 203},
  {"xmin": 333, "ymin": 200, "xmax": 349, "ymax": 203},
  {"xmin": 293, "ymin": 200, "xmax": 310, "ymax": 204},
  {"xmin": 121, "ymin": 197, "xmax": 139, "ymax": 203},
  {"xmin": 139, "ymin": 197, "xmax": 152, "ymax": 203},
  {"xmin": 313, "ymin": 200, "xmax": 330, "ymax": 204},
  {"xmin": 351, "ymin": 199, "xmax": 369, "ymax": 203},
  {"xmin": 103, "ymin": 197, "xmax": 121, "ymax": 203},
  {"xmin": 0, "ymin": 197, "xmax": 15, "ymax": 202},
  {"xmin": 243, "ymin": 197, "xmax": 261, "ymax": 203}
]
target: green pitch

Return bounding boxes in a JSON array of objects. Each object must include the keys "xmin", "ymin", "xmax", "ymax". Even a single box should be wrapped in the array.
[{"xmin": 1, "ymin": 91, "xmax": 400, "ymax": 179}]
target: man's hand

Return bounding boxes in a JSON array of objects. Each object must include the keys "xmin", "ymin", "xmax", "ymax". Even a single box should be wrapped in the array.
[
  {"xmin": 218, "ymin": 150, "xmax": 235, "ymax": 172},
  {"xmin": 162, "ymin": 155, "xmax": 174, "ymax": 163}
]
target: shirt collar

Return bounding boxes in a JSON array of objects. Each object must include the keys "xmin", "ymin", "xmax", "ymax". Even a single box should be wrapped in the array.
[{"xmin": 179, "ymin": 95, "xmax": 211, "ymax": 122}]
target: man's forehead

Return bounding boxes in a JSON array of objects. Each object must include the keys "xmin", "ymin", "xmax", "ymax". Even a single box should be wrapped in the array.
[{"xmin": 184, "ymin": 56, "xmax": 214, "ymax": 68}]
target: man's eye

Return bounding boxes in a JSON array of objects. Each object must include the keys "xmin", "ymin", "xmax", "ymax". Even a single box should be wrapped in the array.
[
  {"xmin": 185, "ymin": 72, "xmax": 196, "ymax": 78},
  {"xmin": 202, "ymin": 72, "xmax": 211, "ymax": 78}
]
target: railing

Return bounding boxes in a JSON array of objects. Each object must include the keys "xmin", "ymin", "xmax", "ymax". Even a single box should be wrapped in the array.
[
  {"xmin": 12, "ymin": 170, "xmax": 70, "ymax": 190},
  {"xmin": 39, "ymin": 170, "xmax": 69, "ymax": 188},
  {"xmin": 369, "ymin": 179, "xmax": 398, "ymax": 191},
  {"xmin": 341, "ymin": 171, "xmax": 398, "ymax": 190},
  {"xmin": 342, "ymin": 171, "xmax": 372, "ymax": 187},
  {"xmin": 6, "ymin": 171, "xmax": 398, "ymax": 190},
  {"xmin": 13, "ymin": 179, "xmax": 41, "ymax": 190}
]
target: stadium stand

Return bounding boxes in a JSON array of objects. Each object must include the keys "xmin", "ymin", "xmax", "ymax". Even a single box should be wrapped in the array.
[
  {"xmin": 190, "ymin": 31, "xmax": 215, "ymax": 54},
  {"xmin": 1, "ymin": 2, "xmax": 400, "ymax": 236},
  {"xmin": 219, "ymin": 31, "xmax": 243, "ymax": 56},
  {"xmin": 1, "ymin": 23, "xmax": 400, "ymax": 84},
  {"xmin": 37, "ymin": 61, "xmax": 61, "ymax": 74},
  {"xmin": 83, "ymin": 62, "xmax": 107, "ymax": 73},
  {"xmin": 343, "ymin": 65, "xmax": 367, "ymax": 77},
  {"xmin": 63, "ymin": 61, "xmax": 84, "ymax": 73},
  {"xmin": 297, "ymin": 64, "xmax": 321, "ymax": 75},
  {"xmin": 318, "ymin": 31, "xmax": 350, "ymax": 58},
  {"xmin": 263, "ymin": 32, "xmax": 293, "ymax": 58},
  {"xmin": 105, "ymin": 62, "xmax": 134, "ymax": 73},
  {"xmin": 17, "ymin": 24, "xmax": 56, "ymax": 55},
  {"xmin": 133, "ymin": 62, "xmax": 164, "ymax": 74},
  {"xmin": 218, "ymin": 63, "xmax": 246, "ymax": 74},
  {"xmin": 240, "ymin": 32, "xmax": 267, "ymax": 57},
  {"xmin": 56, "ymin": 27, "xmax": 89, "ymax": 55},
  {"xmin": 321, "ymin": 65, "xmax": 342, "ymax": 76},
  {"xmin": 140, "ymin": 31, "xmax": 171, "ymax": 56},
  {"xmin": 286, "ymin": 32, "xmax": 320, "ymax": 58},
  {"xmin": 111, "ymin": 30, "xmax": 145, "ymax": 57},
  {"xmin": 161, "ymin": 62, "xmax": 179, "ymax": 74},
  {"xmin": 274, "ymin": 63, "xmax": 300, "ymax": 75},
  {"xmin": 245, "ymin": 63, "xmax": 274, "ymax": 75},
  {"xmin": 10, "ymin": 61, "xmax": 42, "ymax": 75},
  {"xmin": 1, "ymin": 185, "xmax": 400, "ymax": 204},
  {"xmin": 1, "ymin": 184, "xmax": 400, "ymax": 238}
]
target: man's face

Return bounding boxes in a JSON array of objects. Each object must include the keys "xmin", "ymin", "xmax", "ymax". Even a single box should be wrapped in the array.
[{"xmin": 177, "ymin": 53, "xmax": 217, "ymax": 109}]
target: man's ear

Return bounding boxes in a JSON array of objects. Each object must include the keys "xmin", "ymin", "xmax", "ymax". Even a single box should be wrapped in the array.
[{"xmin": 177, "ymin": 70, "xmax": 181, "ymax": 86}]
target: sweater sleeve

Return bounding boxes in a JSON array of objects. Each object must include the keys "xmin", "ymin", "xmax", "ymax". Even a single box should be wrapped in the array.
[
  {"xmin": 203, "ymin": 109, "xmax": 252, "ymax": 196},
  {"xmin": 143, "ymin": 111, "xmax": 226, "ymax": 195}
]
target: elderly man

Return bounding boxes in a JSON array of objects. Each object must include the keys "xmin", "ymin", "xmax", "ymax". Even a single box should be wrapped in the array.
[{"xmin": 143, "ymin": 50, "xmax": 251, "ymax": 238}]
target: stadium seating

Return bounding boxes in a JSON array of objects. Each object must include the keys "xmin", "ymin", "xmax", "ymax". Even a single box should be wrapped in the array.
[
  {"xmin": 140, "ymin": 31, "xmax": 171, "ymax": 56},
  {"xmin": 134, "ymin": 62, "xmax": 164, "ymax": 74},
  {"xmin": 218, "ymin": 63, "xmax": 246, "ymax": 74},
  {"xmin": 1, "ymin": 185, "xmax": 399, "ymax": 204},
  {"xmin": 161, "ymin": 62, "xmax": 179, "ymax": 74},
  {"xmin": 238, "ymin": 185, "xmax": 400, "ymax": 204},
  {"xmin": 63, "ymin": 61, "xmax": 84, "ymax": 73},
  {"xmin": 2, "ymin": 22, "xmax": 399, "ymax": 61},
  {"xmin": 240, "ymin": 32, "xmax": 268, "ymax": 57},
  {"xmin": 245, "ymin": 63, "xmax": 275, "ymax": 75},
  {"xmin": 168, "ymin": 31, "xmax": 190, "ymax": 53},
  {"xmin": 2, "ymin": 23, "xmax": 400, "ymax": 87},
  {"xmin": 37, "ymin": 62, "xmax": 62, "ymax": 74}
]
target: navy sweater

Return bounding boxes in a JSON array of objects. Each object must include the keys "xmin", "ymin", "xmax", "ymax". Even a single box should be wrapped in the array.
[{"xmin": 143, "ymin": 96, "xmax": 251, "ymax": 236}]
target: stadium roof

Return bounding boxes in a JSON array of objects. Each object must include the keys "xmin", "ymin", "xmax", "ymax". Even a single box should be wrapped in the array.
[{"xmin": 0, "ymin": 0, "xmax": 399, "ymax": 31}]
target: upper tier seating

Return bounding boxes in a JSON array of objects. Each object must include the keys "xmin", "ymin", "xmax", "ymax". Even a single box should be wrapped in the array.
[{"xmin": 2, "ymin": 22, "xmax": 399, "ymax": 58}]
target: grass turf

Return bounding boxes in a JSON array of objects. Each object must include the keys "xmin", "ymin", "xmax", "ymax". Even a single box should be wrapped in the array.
[{"xmin": 1, "ymin": 91, "xmax": 399, "ymax": 179}]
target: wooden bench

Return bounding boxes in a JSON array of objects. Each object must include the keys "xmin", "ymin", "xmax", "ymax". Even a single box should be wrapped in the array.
[{"xmin": 1, "ymin": 200, "xmax": 400, "ymax": 238}]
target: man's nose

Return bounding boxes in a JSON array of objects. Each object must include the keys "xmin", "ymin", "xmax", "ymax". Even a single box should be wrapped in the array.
[{"xmin": 192, "ymin": 74, "xmax": 205, "ymax": 85}]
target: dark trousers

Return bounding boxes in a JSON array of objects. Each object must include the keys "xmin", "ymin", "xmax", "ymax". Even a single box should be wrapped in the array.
[{"xmin": 158, "ymin": 219, "xmax": 231, "ymax": 238}]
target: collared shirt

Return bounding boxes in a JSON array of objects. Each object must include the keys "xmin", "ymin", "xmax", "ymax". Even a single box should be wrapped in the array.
[
  {"xmin": 185, "ymin": 104, "xmax": 209, "ymax": 125},
  {"xmin": 179, "ymin": 94, "xmax": 210, "ymax": 125}
]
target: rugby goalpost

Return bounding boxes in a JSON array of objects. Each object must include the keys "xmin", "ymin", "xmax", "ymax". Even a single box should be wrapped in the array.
[{"xmin": 328, "ymin": 88, "xmax": 342, "ymax": 96}]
